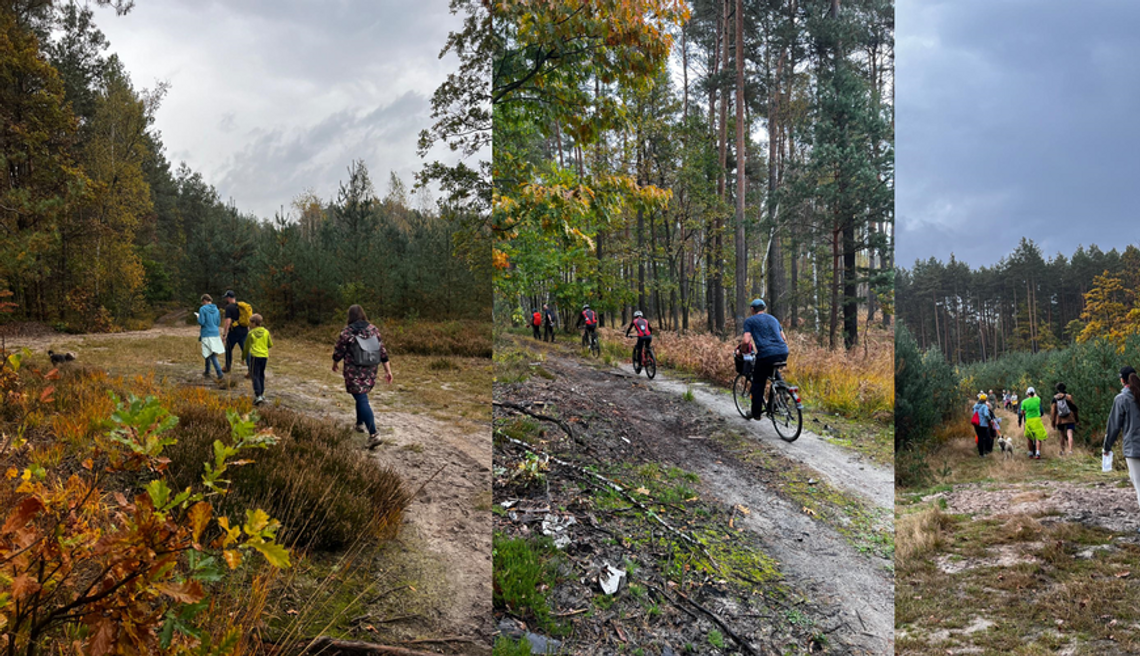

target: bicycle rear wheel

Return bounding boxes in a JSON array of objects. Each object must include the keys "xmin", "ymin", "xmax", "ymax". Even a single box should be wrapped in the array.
[
  {"xmin": 645, "ymin": 351, "xmax": 656, "ymax": 379},
  {"xmin": 770, "ymin": 384, "xmax": 802, "ymax": 442},
  {"xmin": 590, "ymin": 334, "xmax": 600, "ymax": 357},
  {"xmin": 732, "ymin": 374, "xmax": 751, "ymax": 418}
]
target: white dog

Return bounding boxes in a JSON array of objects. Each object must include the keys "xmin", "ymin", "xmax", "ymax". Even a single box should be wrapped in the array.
[{"xmin": 997, "ymin": 435, "xmax": 1014, "ymax": 460}]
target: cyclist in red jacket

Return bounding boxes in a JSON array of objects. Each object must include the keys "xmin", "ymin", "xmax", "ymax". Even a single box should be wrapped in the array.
[
  {"xmin": 576, "ymin": 304, "xmax": 599, "ymax": 347},
  {"xmin": 625, "ymin": 311, "xmax": 653, "ymax": 367}
]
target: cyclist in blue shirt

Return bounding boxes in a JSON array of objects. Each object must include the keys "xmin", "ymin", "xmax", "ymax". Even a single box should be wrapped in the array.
[{"xmin": 739, "ymin": 298, "xmax": 789, "ymax": 420}]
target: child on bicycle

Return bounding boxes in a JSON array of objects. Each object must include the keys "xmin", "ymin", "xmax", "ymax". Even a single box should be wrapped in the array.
[{"xmin": 624, "ymin": 310, "xmax": 653, "ymax": 369}]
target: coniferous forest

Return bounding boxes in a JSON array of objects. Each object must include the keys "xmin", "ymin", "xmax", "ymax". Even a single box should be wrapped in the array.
[
  {"xmin": 1, "ymin": 1, "xmax": 490, "ymax": 332},
  {"xmin": 493, "ymin": 0, "xmax": 893, "ymax": 349},
  {"xmin": 897, "ymin": 238, "xmax": 1140, "ymax": 365}
]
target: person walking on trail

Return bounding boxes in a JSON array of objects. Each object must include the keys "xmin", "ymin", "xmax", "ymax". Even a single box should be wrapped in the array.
[
  {"xmin": 542, "ymin": 304, "xmax": 557, "ymax": 343},
  {"xmin": 624, "ymin": 310, "xmax": 653, "ymax": 369},
  {"xmin": 739, "ymin": 298, "xmax": 789, "ymax": 421},
  {"xmin": 577, "ymin": 304, "xmax": 599, "ymax": 348},
  {"xmin": 1103, "ymin": 366, "xmax": 1140, "ymax": 523},
  {"xmin": 243, "ymin": 314, "xmax": 272, "ymax": 405},
  {"xmin": 1022, "ymin": 387, "xmax": 1048, "ymax": 459},
  {"xmin": 1050, "ymin": 382, "xmax": 1079, "ymax": 457},
  {"xmin": 221, "ymin": 290, "xmax": 252, "ymax": 376},
  {"xmin": 196, "ymin": 294, "xmax": 224, "ymax": 381},
  {"xmin": 530, "ymin": 307, "xmax": 542, "ymax": 340},
  {"xmin": 332, "ymin": 305, "xmax": 393, "ymax": 449},
  {"xmin": 971, "ymin": 392, "xmax": 995, "ymax": 457}
]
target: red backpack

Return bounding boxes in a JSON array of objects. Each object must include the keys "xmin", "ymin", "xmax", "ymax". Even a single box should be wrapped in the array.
[
  {"xmin": 584, "ymin": 309, "xmax": 597, "ymax": 326},
  {"xmin": 633, "ymin": 317, "xmax": 650, "ymax": 337},
  {"xmin": 532, "ymin": 311, "xmax": 542, "ymax": 326}
]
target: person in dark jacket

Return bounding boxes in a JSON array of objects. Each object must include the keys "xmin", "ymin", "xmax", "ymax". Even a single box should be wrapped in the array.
[
  {"xmin": 739, "ymin": 299, "xmax": 789, "ymax": 420},
  {"xmin": 1103, "ymin": 366, "xmax": 1140, "ymax": 521},
  {"xmin": 542, "ymin": 304, "xmax": 557, "ymax": 342},
  {"xmin": 332, "ymin": 305, "xmax": 393, "ymax": 449}
]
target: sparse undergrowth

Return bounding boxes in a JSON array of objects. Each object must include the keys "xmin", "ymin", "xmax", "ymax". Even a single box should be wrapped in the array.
[{"xmin": 897, "ymin": 420, "xmax": 1140, "ymax": 655}]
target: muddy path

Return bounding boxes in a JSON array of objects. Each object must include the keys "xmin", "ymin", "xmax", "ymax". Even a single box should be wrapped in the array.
[
  {"xmin": 495, "ymin": 342, "xmax": 893, "ymax": 655},
  {"xmin": 5, "ymin": 319, "xmax": 494, "ymax": 652},
  {"xmin": 617, "ymin": 363, "xmax": 892, "ymax": 511}
]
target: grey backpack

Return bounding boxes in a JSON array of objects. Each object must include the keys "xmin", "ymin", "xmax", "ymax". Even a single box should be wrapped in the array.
[
  {"xmin": 1056, "ymin": 396, "xmax": 1071, "ymax": 418},
  {"xmin": 350, "ymin": 330, "xmax": 383, "ymax": 366}
]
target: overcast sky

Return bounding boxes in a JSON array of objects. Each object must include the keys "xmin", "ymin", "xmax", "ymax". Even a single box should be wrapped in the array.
[
  {"xmin": 94, "ymin": 0, "xmax": 466, "ymax": 220},
  {"xmin": 897, "ymin": 0, "xmax": 1140, "ymax": 269}
]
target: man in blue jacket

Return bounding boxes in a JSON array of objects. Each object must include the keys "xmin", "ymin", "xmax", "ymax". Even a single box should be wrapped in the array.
[{"xmin": 739, "ymin": 299, "xmax": 789, "ymax": 420}]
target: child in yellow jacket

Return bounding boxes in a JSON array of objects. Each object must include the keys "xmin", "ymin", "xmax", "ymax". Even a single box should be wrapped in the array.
[{"xmin": 243, "ymin": 314, "xmax": 273, "ymax": 405}]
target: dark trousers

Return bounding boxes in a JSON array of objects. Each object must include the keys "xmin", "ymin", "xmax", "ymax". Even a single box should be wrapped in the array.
[
  {"xmin": 250, "ymin": 357, "xmax": 267, "ymax": 397},
  {"xmin": 544, "ymin": 322, "xmax": 555, "ymax": 342},
  {"xmin": 581, "ymin": 325, "xmax": 596, "ymax": 347},
  {"xmin": 225, "ymin": 328, "xmax": 248, "ymax": 370},
  {"xmin": 632, "ymin": 335, "xmax": 652, "ymax": 365},
  {"xmin": 750, "ymin": 354, "xmax": 786, "ymax": 418},
  {"xmin": 974, "ymin": 424, "xmax": 993, "ymax": 455},
  {"xmin": 532, "ymin": 324, "xmax": 541, "ymax": 339},
  {"xmin": 352, "ymin": 392, "xmax": 376, "ymax": 435}
]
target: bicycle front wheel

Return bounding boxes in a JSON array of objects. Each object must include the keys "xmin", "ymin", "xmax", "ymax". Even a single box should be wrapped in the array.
[
  {"xmin": 645, "ymin": 352, "xmax": 656, "ymax": 379},
  {"xmin": 732, "ymin": 374, "xmax": 751, "ymax": 418},
  {"xmin": 770, "ymin": 384, "xmax": 802, "ymax": 442}
]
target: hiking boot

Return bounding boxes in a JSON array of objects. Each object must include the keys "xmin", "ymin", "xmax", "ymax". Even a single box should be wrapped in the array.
[
  {"xmin": 216, "ymin": 374, "xmax": 224, "ymax": 382},
  {"xmin": 354, "ymin": 423, "xmax": 366, "ymax": 433},
  {"xmin": 244, "ymin": 371, "xmax": 251, "ymax": 379},
  {"xmin": 366, "ymin": 435, "xmax": 383, "ymax": 450},
  {"xmin": 203, "ymin": 372, "xmax": 212, "ymax": 379},
  {"xmin": 254, "ymin": 396, "xmax": 264, "ymax": 405},
  {"xmin": 222, "ymin": 366, "xmax": 230, "ymax": 373}
]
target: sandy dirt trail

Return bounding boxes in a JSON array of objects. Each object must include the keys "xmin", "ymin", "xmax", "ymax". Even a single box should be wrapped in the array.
[
  {"xmin": 619, "ymin": 362, "xmax": 893, "ymax": 510},
  {"xmin": 520, "ymin": 350, "xmax": 894, "ymax": 655}
]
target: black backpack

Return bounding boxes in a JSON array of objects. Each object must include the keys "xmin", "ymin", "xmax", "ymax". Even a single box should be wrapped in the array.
[{"xmin": 350, "ymin": 328, "xmax": 383, "ymax": 366}]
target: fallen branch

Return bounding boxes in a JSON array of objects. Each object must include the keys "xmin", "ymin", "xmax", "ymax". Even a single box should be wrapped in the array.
[
  {"xmin": 497, "ymin": 434, "xmax": 715, "ymax": 565},
  {"xmin": 493, "ymin": 400, "xmax": 575, "ymax": 441},
  {"xmin": 675, "ymin": 590, "xmax": 759, "ymax": 656},
  {"xmin": 409, "ymin": 464, "xmax": 447, "ymax": 500},
  {"xmin": 264, "ymin": 637, "xmax": 441, "ymax": 656}
]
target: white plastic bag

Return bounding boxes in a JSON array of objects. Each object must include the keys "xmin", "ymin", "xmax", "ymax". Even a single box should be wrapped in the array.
[{"xmin": 1102, "ymin": 450, "xmax": 1113, "ymax": 472}]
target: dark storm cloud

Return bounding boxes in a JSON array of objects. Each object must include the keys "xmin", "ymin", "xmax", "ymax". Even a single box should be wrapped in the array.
[
  {"xmin": 95, "ymin": 0, "xmax": 466, "ymax": 219},
  {"xmin": 897, "ymin": 0, "xmax": 1140, "ymax": 268}
]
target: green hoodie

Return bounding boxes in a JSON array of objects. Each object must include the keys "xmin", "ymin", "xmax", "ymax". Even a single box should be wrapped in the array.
[{"xmin": 243, "ymin": 326, "xmax": 273, "ymax": 359}]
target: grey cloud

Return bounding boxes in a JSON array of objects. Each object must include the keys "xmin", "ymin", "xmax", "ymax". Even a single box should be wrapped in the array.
[
  {"xmin": 897, "ymin": 0, "xmax": 1140, "ymax": 267},
  {"xmin": 94, "ymin": 0, "xmax": 470, "ymax": 220},
  {"xmin": 214, "ymin": 91, "xmax": 433, "ymax": 216}
]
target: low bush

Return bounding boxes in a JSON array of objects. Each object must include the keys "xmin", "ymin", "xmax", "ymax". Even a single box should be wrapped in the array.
[{"xmin": 165, "ymin": 403, "xmax": 411, "ymax": 551}]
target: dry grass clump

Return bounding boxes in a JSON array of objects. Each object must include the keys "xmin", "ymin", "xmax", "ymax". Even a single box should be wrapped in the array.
[
  {"xmin": 165, "ymin": 403, "xmax": 411, "ymax": 552},
  {"xmin": 896, "ymin": 505, "xmax": 952, "ymax": 573},
  {"xmin": 597, "ymin": 326, "xmax": 893, "ymax": 421}
]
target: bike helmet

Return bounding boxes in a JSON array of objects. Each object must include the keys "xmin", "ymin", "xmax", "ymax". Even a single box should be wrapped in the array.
[
  {"xmin": 582, "ymin": 304, "xmax": 590, "ymax": 311},
  {"xmin": 633, "ymin": 310, "xmax": 643, "ymax": 318},
  {"xmin": 750, "ymin": 298, "xmax": 766, "ymax": 309}
]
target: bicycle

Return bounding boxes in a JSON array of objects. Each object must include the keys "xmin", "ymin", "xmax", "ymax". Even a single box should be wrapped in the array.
[
  {"xmin": 582, "ymin": 328, "xmax": 600, "ymax": 357},
  {"xmin": 630, "ymin": 337, "xmax": 656, "ymax": 379},
  {"xmin": 732, "ymin": 359, "xmax": 803, "ymax": 442}
]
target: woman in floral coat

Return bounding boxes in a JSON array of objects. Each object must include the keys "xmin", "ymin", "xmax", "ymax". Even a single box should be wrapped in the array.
[{"xmin": 332, "ymin": 305, "xmax": 393, "ymax": 448}]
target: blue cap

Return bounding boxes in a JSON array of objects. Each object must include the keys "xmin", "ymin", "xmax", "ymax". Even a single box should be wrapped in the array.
[{"xmin": 750, "ymin": 298, "xmax": 766, "ymax": 309}]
